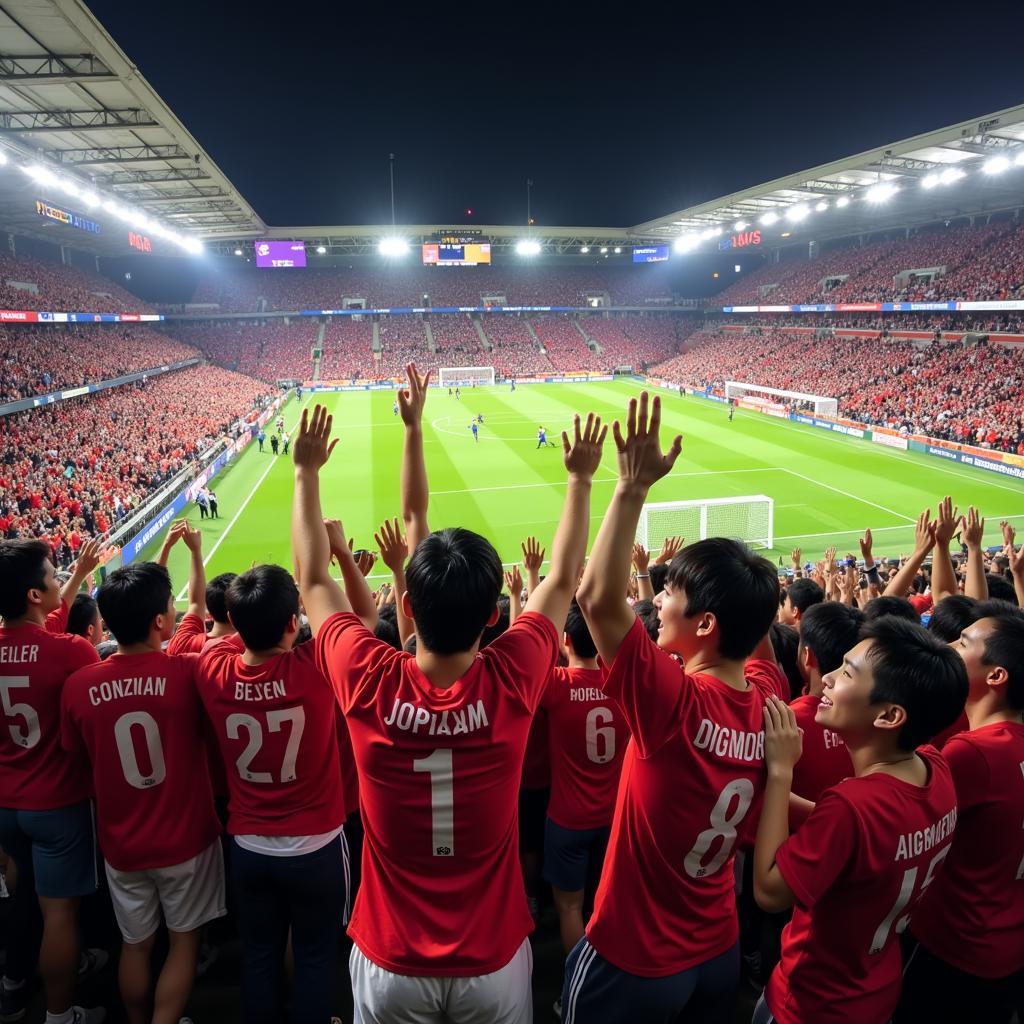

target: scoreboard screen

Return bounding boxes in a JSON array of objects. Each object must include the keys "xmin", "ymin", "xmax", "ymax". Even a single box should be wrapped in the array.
[{"xmin": 422, "ymin": 233, "xmax": 491, "ymax": 266}]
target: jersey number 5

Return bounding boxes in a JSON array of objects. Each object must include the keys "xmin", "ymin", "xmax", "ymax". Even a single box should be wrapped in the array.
[{"xmin": 0, "ymin": 676, "xmax": 41, "ymax": 750}]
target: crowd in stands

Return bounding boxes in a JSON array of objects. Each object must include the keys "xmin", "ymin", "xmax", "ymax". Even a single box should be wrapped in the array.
[
  {"xmin": 0, "ymin": 365, "xmax": 272, "ymax": 565},
  {"xmin": 0, "ymin": 325, "xmax": 198, "ymax": 403},
  {"xmin": 703, "ymin": 312, "xmax": 1024, "ymax": 333},
  {"xmin": 170, "ymin": 319, "xmax": 318, "ymax": 381},
  {"xmin": 318, "ymin": 318, "xmax": 374, "ymax": 379},
  {"xmin": 652, "ymin": 327, "xmax": 1024, "ymax": 453},
  {"xmin": 580, "ymin": 316, "xmax": 688, "ymax": 370},
  {"xmin": 0, "ymin": 253, "xmax": 153, "ymax": 314},
  {"xmin": 533, "ymin": 315, "xmax": 605, "ymax": 371},
  {"xmin": 481, "ymin": 315, "xmax": 553, "ymax": 376}
]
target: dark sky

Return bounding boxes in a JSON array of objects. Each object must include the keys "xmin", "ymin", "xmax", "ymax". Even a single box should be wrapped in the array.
[{"xmin": 87, "ymin": 0, "xmax": 1024, "ymax": 228}]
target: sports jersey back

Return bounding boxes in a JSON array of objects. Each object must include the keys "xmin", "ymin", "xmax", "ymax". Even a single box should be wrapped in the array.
[
  {"xmin": 0, "ymin": 623, "xmax": 98, "ymax": 810},
  {"xmin": 541, "ymin": 666, "xmax": 627, "ymax": 829},
  {"xmin": 316, "ymin": 610, "xmax": 559, "ymax": 977},
  {"xmin": 195, "ymin": 638, "xmax": 345, "ymax": 837},
  {"xmin": 585, "ymin": 618, "xmax": 786, "ymax": 976},
  {"xmin": 61, "ymin": 650, "xmax": 220, "ymax": 871}
]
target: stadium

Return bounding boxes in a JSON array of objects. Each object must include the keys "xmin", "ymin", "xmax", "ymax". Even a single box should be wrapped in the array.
[{"xmin": 0, "ymin": 1, "xmax": 1023, "ymax": 1023}]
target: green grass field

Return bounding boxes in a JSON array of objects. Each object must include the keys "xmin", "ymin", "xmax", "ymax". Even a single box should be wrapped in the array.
[{"xmin": 143, "ymin": 381, "xmax": 1024, "ymax": 604}]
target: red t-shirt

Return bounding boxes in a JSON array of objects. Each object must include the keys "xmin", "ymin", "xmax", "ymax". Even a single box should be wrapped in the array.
[
  {"xmin": 766, "ymin": 747, "xmax": 958, "ymax": 1024},
  {"xmin": 45, "ymin": 598, "xmax": 70, "ymax": 634},
  {"xmin": 585, "ymin": 618, "xmax": 788, "ymax": 976},
  {"xmin": 910, "ymin": 722, "xmax": 1024, "ymax": 979},
  {"xmin": 167, "ymin": 613, "xmax": 238, "ymax": 656},
  {"xmin": 315, "ymin": 610, "xmax": 559, "ymax": 977},
  {"xmin": 788, "ymin": 695, "xmax": 852, "ymax": 803},
  {"xmin": 61, "ymin": 650, "xmax": 220, "ymax": 872},
  {"xmin": 540, "ymin": 666, "xmax": 627, "ymax": 830},
  {"xmin": 194, "ymin": 637, "xmax": 346, "ymax": 838},
  {"xmin": 0, "ymin": 623, "xmax": 99, "ymax": 810},
  {"xmin": 521, "ymin": 709, "xmax": 550, "ymax": 789},
  {"xmin": 930, "ymin": 709, "xmax": 968, "ymax": 749}
]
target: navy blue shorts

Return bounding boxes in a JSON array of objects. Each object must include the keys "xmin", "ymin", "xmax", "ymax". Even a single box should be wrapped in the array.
[
  {"xmin": 543, "ymin": 818, "xmax": 609, "ymax": 893},
  {"xmin": 561, "ymin": 936, "xmax": 739, "ymax": 1024},
  {"xmin": 0, "ymin": 800, "xmax": 98, "ymax": 899}
]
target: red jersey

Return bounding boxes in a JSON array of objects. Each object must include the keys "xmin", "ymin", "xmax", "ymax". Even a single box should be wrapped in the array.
[
  {"xmin": 541, "ymin": 666, "xmax": 627, "ymax": 829},
  {"xmin": 910, "ymin": 722, "xmax": 1024, "ymax": 979},
  {"xmin": 766, "ymin": 747, "xmax": 958, "ymax": 1024},
  {"xmin": 194, "ymin": 637, "xmax": 346, "ymax": 838},
  {"xmin": 167, "ymin": 612, "xmax": 236, "ymax": 656},
  {"xmin": 315, "ymin": 610, "xmax": 559, "ymax": 977},
  {"xmin": 521, "ymin": 709, "xmax": 550, "ymax": 789},
  {"xmin": 788, "ymin": 695, "xmax": 852, "ymax": 803},
  {"xmin": 930, "ymin": 709, "xmax": 968, "ymax": 749},
  {"xmin": 45, "ymin": 598, "xmax": 70, "ymax": 634},
  {"xmin": 0, "ymin": 623, "xmax": 99, "ymax": 810},
  {"xmin": 585, "ymin": 618, "xmax": 788, "ymax": 976},
  {"xmin": 61, "ymin": 651, "xmax": 220, "ymax": 872}
]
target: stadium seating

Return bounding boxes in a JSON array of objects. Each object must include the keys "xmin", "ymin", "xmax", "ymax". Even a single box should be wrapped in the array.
[
  {"xmin": 480, "ymin": 316, "xmax": 553, "ymax": 376},
  {"xmin": 170, "ymin": 319, "xmax": 318, "ymax": 381},
  {"xmin": 318, "ymin": 318, "xmax": 375, "ymax": 379},
  {"xmin": 0, "ymin": 252, "xmax": 154, "ymax": 313}
]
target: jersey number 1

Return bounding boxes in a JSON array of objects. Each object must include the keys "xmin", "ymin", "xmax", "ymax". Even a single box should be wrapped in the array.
[{"xmin": 414, "ymin": 748, "xmax": 455, "ymax": 856}]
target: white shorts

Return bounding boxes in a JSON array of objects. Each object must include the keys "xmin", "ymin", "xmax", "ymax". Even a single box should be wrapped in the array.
[
  {"xmin": 105, "ymin": 839, "xmax": 227, "ymax": 945},
  {"xmin": 350, "ymin": 937, "xmax": 533, "ymax": 1024}
]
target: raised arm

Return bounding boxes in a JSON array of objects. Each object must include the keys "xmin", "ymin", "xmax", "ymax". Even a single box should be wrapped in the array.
[
  {"xmin": 291, "ymin": 404, "xmax": 352, "ymax": 633},
  {"xmin": 884, "ymin": 509, "xmax": 935, "ymax": 598},
  {"xmin": 930, "ymin": 496, "xmax": 961, "ymax": 605},
  {"xmin": 631, "ymin": 543, "xmax": 655, "ymax": 601},
  {"xmin": 179, "ymin": 521, "xmax": 206, "ymax": 618},
  {"xmin": 524, "ymin": 413, "xmax": 607, "ymax": 633},
  {"xmin": 962, "ymin": 506, "xmax": 988, "ymax": 600},
  {"xmin": 324, "ymin": 520, "xmax": 377, "ymax": 631},
  {"xmin": 61, "ymin": 537, "xmax": 102, "ymax": 605},
  {"xmin": 576, "ymin": 392, "xmax": 683, "ymax": 666},
  {"xmin": 398, "ymin": 363, "xmax": 431, "ymax": 554},
  {"xmin": 376, "ymin": 517, "xmax": 413, "ymax": 645},
  {"xmin": 1007, "ymin": 540, "xmax": 1024, "ymax": 608},
  {"xmin": 504, "ymin": 565, "xmax": 523, "ymax": 625},
  {"xmin": 521, "ymin": 537, "xmax": 544, "ymax": 596},
  {"xmin": 155, "ymin": 521, "xmax": 186, "ymax": 568}
]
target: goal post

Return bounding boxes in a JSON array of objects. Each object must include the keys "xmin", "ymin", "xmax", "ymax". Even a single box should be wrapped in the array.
[
  {"xmin": 725, "ymin": 381, "xmax": 838, "ymax": 418},
  {"xmin": 637, "ymin": 495, "xmax": 774, "ymax": 551},
  {"xmin": 438, "ymin": 366, "xmax": 495, "ymax": 386}
]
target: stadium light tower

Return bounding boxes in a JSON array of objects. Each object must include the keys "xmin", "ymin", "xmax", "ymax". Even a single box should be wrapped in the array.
[
  {"xmin": 378, "ymin": 153, "xmax": 409, "ymax": 257},
  {"xmin": 865, "ymin": 182, "xmax": 898, "ymax": 203},
  {"xmin": 516, "ymin": 239, "xmax": 541, "ymax": 256}
]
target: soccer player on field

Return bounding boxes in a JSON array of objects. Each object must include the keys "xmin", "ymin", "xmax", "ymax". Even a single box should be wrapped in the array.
[
  {"xmin": 193, "ymin": 562, "xmax": 356, "ymax": 1024},
  {"xmin": 896, "ymin": 610, "xmax": 1024, "ymax": 1023},
  {"xmin": 0, "ymin": 541, "xmax": 103, "ymax": 1024},
  {"xmin": 752, "ymin": 616, "xmax": 967, "ymax": 1024},
  {"xmin": 469, "ymin": 420, "xmax": 479, "ymax": 443},
  {"xmin": 61, "ymin": 560, "xmax": 225, "ymax": 1024},
  {"xmin": 293, "ymin": 363, "xmax": 606, "ymax": 1024},
  {"xmin": 568, "ymin": 392, "xmax": 786, "ymax": 1023}
]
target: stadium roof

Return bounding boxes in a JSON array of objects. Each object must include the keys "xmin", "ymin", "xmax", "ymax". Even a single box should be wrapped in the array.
[
  {"xmin": 633, "ymin": 104, "xmax": 1024, "ymax": 251},
  {"xmin": 0, "ymin": 0, "xmax": 264, "ymax": 255}
]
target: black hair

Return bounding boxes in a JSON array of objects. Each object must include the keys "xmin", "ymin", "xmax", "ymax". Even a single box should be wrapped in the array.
[
  {"xmin": 205, "ymin": 572, "xmax": 237, "ymax": 624},
  {"xmin": 294, "ymin": 621, "xmax": 313, "ymax": 647},
  {"xmin": 928, "ymin": 595, "xmax": 978, "ymax": 643},
  {"xmin": 564, "ymin": 599, "xmax": 597, "ymax": 659},
  {"xmin": 860, "ymin": 616, "xmax": 968, "ymax": 750},
  {"xmin": 0, "ymin": 540, "xmax": 51, "ymax": 619},
  {"xmin": 649, "ymin": 563, "xmax": 668, "ymax": 595},
  {"xmin": 97, "ymin": 563, "xmax": 173, "ymax": 646},
  {"xmin": 769, "ymin": 622, "xmax": 802, "ymax": 701},
  {"xmin": 799, "ymin": 602, "xmax": 865, "ymax": 676},
  {"xmin": 374, "ymin": 610, "xmax": 401, "ymax": 651},
  {"xmin": 226, "ymin": 565, "xmax": 299, "ymax": 650},
  {"xmin": 67, "ymin": 593, "xmax": 100, "ymax": 639},
  {"xmin": 665, "ymin": 538, "xmax": 780, "ymax": 660},
  {"xmin": 632, "ymin": 599, "xmax": 661, "ymax": 642},
  {"xmin": 985, "ymin": 574, "xmax": 1018, "ymax": 606},
  {"xmin": 480, "ymin": 595, "xmax": 511, "ymax": 650},
  {"xmin": 405, "ymin": 528, "xmax": 503, "ymax": 655},
  {"xmin": 785, "ymin": 578, "xmax": 824, "ymax": 615},
  {"xmin": 977, "ymin": 613, "xmax": 1024, "ymax": 711},
  {"xmin": 862, "ymin": 595, "xmax": 919, "ymax": 623},
  {"xmin": 972, "ymin": 599, "xmax": 1024, "ymax": 621}
]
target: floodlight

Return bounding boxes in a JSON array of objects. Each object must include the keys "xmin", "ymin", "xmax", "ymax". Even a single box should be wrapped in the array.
[
  {"xmin": 600, "ymin": 246, "xmax": 608, "ymax": 253},
  {"xmin": 815, "ymin": 200, "xmax": 828, "ymax": 212},
  {"xmin": 516, "ymin": 239, "xmax": 541, "ymax": 256},
  {"xmin": 234, "ymin": 249, "xmax": 243, "ymax": 256},
  {"xmin": 23, "ymin": 164, "xmax": 57, "ymax": 187},
  {"xmin": 79, "ymin": 192, "xmax": 99, "ymax": 207},
  {"xmin": 580, "ymin": 245, "xmax": 590, "ymax": 253},
  {"xmin": 613, "ymin": 246, "xmax": 622, "ymax": 253},
  {"xmin": 733, "ymin": 220, "xmax": 748, "ymax": 231},
  {"xmin": 760, "ymin": 211, "xmax": 779, "ymax": 226},
  {"xmin": 673, "ymin": 234, "xmax": 699, "ymax": 254},
  {"xmin": 983, "ymin": 155, "xmax": 1010, "ymax": 175},
  {"xmin": 1016, "ymin": 150, "xmax": 1024, "ymax": 167},
  {"xmin": 734, "ymin": 264, "xmax": 741, "ymax": 273},
  {"xmin": 836, "ymin": 196, "xmax": 850, "ymax": 208},
  {"xmin": 940, "ymin": 167, "xmax": 965, "ymax": 184},
  {"xmin": 922, "ymin": 173, "xmax": 940, "ymax": 189},
  {"xmin": 785, "ymin": 204, "xmax": 810, "ymax": 223},
  {"xmin": 700, "ymin": 228, "xmax": 715, "ymax": 240},
  {"xmin": 0, "ymin": 151, "xmax": 7, "ymax": 166},
  {"xmin": 865, "ymin": 183, "xmax": 898, "ymax": 203},
  {"xmin": 59, "ymin": 179, "xmax": 80, "ymax": 198},
  {"xmin": 182, "ymin": 238, "xmax": 203, "ymax": 255},
  {"xmin": 378, "ymin": 237, "xmax": 409, "ymax": 256},
  {"xmin": 316, "ymin": 245, "xmax": 327, "ymax": 254}
]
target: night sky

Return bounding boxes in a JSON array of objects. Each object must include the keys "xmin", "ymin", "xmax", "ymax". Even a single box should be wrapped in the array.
[{"xmin": 87, "ymin": 0, "xmax": 1024, "ymax": 229}]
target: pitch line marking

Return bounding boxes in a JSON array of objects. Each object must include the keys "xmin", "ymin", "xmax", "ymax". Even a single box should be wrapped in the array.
[{"xmin": 782, "ymin": 468, "xmax": 916, "ymax": 524}]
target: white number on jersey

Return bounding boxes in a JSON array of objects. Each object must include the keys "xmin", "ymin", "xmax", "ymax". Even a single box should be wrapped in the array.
[
  {"xmin": 683, "ymin": 778, "xmax": 755, "ymax": 879},
  {"xmin": 0, "ymin": 676, "xmax": 41, "ymax": 749},
  {"xmin": 114, "ymin": 711, "xmax": 166, "ymax": 789},
  {"xmin": 585, "ymin": 706, "xmax": 616, "ymax": 765},
  {"xmin": 413, "ymin": 748, "xmax": 455, "ymax": 857},
  {"xmin": 225, "ymin": 707, "xmax": 306, "ymax": 784},
  {"xmin": 869, "ymin": 847, "xmax": 951, "ymax": 954}
]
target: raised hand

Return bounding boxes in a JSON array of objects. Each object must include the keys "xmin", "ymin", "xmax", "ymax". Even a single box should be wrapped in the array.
[
  {"xmin": 504, "ymin": 564, "xmax": 523, "ymax": 596},
  {"xmin": 562, "ymin": 412, "xmax": 607, "ymax": 480},
  {"xmin": 913, "ymin": 508, "xmax": 937, "ymax": 555},
  {"xmin": 963, "ymin": 506, "xmax": 985, "ymax": 548},
  {"xmin": 790, "ymin": 546, "xmax": 802, "ymax": 568},
  {"xmin": 1007, "ymin": 540, "xmax": 1024, "ymax": 579},
  {"xmin": 763, "ymin": 696, "xmax": 803, "ymax": 778},
  {"xmin": 522, "ymin": 537, "xmax": 545, "ymax": 573},
  {"xmin": 612, "ymin": 392, "xmax": 683, "ymax": 492},
  {"xmin": 656, "ymin": 536, "xmax": 685, "ymax": 565},
  {"xmin": 73, "ymin": 537, "xmax": 103, "ymax": 575},
  {"xmin": 374, "ymin": 518, "xmax": 408, "ymax": 573},
  {"xmin": 397, "ymin": 362, "xmax": 431, "ymax": 427},
  {"xmin": 631, "ymin": 543, "xmax": 650, "ymax": 573},
  {"xmin": 180, "ymin": 520, "xmax": 203, "ymax": 553},
  {"xmin": 934, "ymin": 496, "xmax": 961, "ymax": 547},
  {"xmin": 823, "ymin": 545, "xmax": 837, "ymax": 569},
  {"xmin": 293, "ymin": 404, "xmax": 338, "ymax": 471},
  {"xmin": 356, "ymin": 550, "xmax": 377, "ymax": 577},
  {"xmin": 858, "ymin": 530, "xmax": 873, "ymax": 563},
  {"xmin": 322, "ymin": 518, "xmax": 346, "ymax": 555},
  {"xmin": 1000, "ymin": 520, "xmax": 1016, "ymax": 548}
]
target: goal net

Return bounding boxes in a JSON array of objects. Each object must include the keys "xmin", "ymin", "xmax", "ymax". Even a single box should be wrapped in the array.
[
  {"xmin": 637, "ymin": 495, "xmax": 774, "ymax": 551},
  {"xmin": 438, "ymin": 366, "xmax": 495, "ymax": 386},
  {"xmin": 725, "ymin": 381, "xmax": 838, "ymax": 418}
]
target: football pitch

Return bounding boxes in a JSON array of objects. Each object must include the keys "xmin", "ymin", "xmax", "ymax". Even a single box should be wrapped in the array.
[{"xmin": 145, "ymin": 381, "xmax": 1024, "ymax": 603}]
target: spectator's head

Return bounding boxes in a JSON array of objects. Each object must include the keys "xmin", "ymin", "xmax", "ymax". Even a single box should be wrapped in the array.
[
  {"xmin": 819, "ymin": 616, "xmax": 967, "ymax": 751},
  {"xmin": 985, "ymin": 573, "xmax": 1018, "ymax": 606},
  {"xmin": 67, "ymin": 592, "xmax": 103, "ymax": 646},
  {"xmin": 226, "ymin": 564, "xmax": 300, "ymax": 651},
  {"xmin": 206, "ymin": 572, "xmax": 237, "ymax": 626},
  {"xmin": 778, "ymin": 578, "xmax": 824, "ymax": 628},
  {"xmin": 862, "ymin": 595, "xmax": 919, "ymax": 623},
  {"xmin": 798, "ymin": 602, "xmax": 865, "ymax": 697},
  {"xmin": 564, "ymin": 599, "xmax": 598, "ymax": 663},
  {"xmin": 0, "ymin": 539, "xmax": 61, "ymax": 620},
  {"xmin": 404, "ymin": 528, "xmax": 503, "ymax": 656},
  {"xmin": 928, "ymin": 595, "xmax": 978, "ymax": 643},
  {"xmin": 373, "ymin": 602, "xmax": 401, "ymax": 651},
  {"xmin": 649, "ymin": 563, "xmax": 669, "ymax": 596},
  {"xmin": 657, "ymin": 538, "xmax": 779, "ymax": 661},
  {"xmin": 97, "ymin": 563, "xmax": 175, "ymax": 647},
  {"xmin": 632, "ymin": 599, "xmax": 661, "ymax": 643},
  {"xmin": 769, "ymin": 622, "xmax": 802, "ymax": 701},
  {"xmin": 954, "ymin": 612, "xmax": 1024, "ymax": 713}
]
